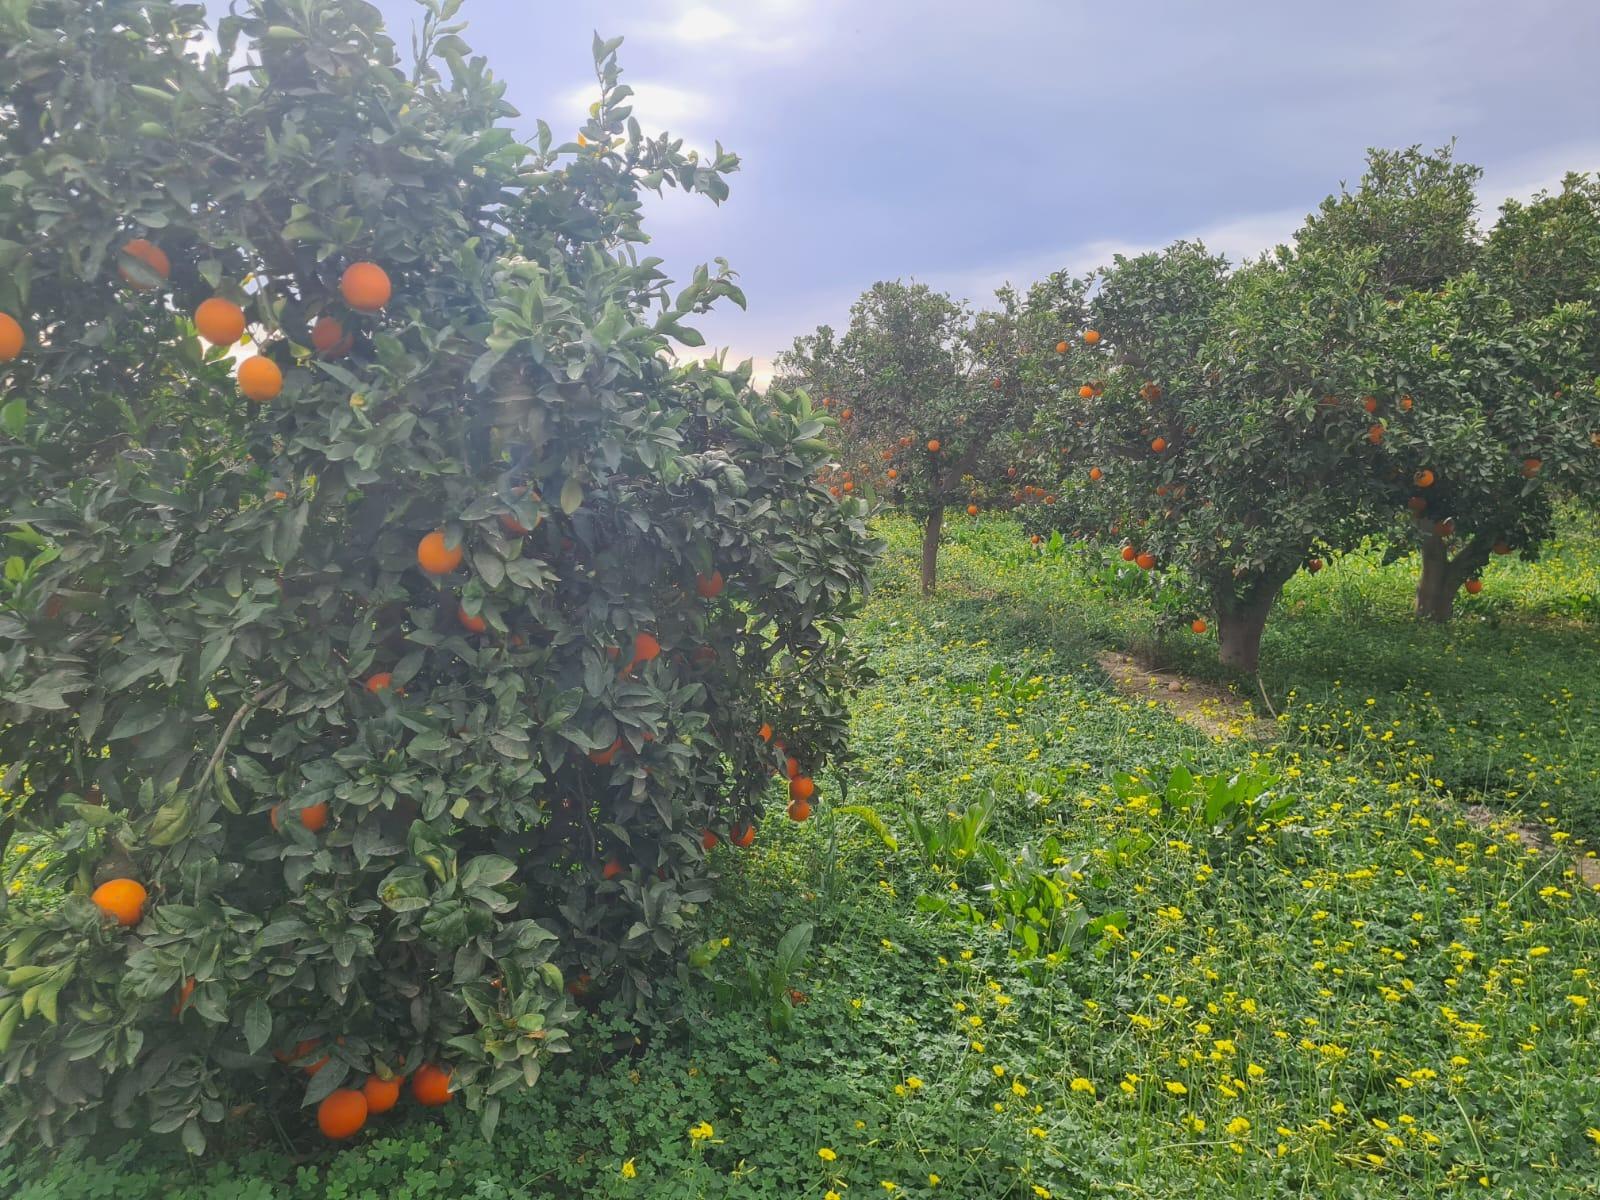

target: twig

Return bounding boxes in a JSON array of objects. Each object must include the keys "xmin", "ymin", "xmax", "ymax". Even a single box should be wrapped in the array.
[
  {"xmin": 1254, "ymin": 672, "xmax": 1278, "ymax": 720},
  {"xmin": 200, "ymin": 681, "xmax": 287, "ymax": 791}
]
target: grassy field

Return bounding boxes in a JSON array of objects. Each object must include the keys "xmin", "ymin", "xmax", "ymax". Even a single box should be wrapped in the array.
[{"xmin": 5, "ymin": 514, "xmax": 1598, "ymax": 1198}]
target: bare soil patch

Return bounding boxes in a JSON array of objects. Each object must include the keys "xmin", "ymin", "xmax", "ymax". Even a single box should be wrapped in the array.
[{"xmin": 1095, "ymin": 650, "xmax": 1269, "ymax": 740}]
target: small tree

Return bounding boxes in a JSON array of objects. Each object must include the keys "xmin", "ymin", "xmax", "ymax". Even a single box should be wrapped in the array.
[
  {"xmin": 776, "ymin": 280, "xmax": 1055, "ymax": 593},
  {"xmin": 1038, "ymin": 239, "xmax": 1387, "ymax": 672},
  {"xmin": 0, "ymin": 0, "xmax": 874, "ymax": 1150},
  {"xmin": 1299, "ymin": 149, "xmax": 1600, "ymax": 619}
]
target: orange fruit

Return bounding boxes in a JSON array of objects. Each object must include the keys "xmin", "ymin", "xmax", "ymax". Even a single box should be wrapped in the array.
[
  {"xmin": 1055, "ymin": 340, "xmax": 1069, "ymax": 354},
  {"xmin": 1521, "ymin": 457, "xmax": 1542, "ymax": 477},
  {"xmin": 1151, "ymin": 437, "xmax": 1166, "ymax": 453},
  {"xmin": 839, "ymin": 408, "xmax": 853, "ymax": 421},
  {"xmin": 759, "ymin": 722, "xmax": 773, "ymax": 742},
  {"xmin": 194, "ymin": 297, "xmax": 246, "ymax": 345},
  {"xmin": 362, "ymin": 1073, "xmax": 404, "ymax": 1115},
  {"xmin": 842, "ymin": 481, "xmax": 854, "ymax": 493},
  {"xmin": 311, "ymin": 315, "xmax": 353, "ymax": 357},
  {"xmin": 1191, "ymin": 618, "xmax": 1208, "ymax": 635},
  {"xmin": 1083, "ymin": 329, "xmax": 1101, "ymax": 345},
  {"xmin": 91, "ymin": 878, "xmax": 147, "ymax": 926},
  {"xmin": 270, "ymin": 802, "xmax": 329, "ymax": 833},
  {"xmin": 1414, "ymin": 469, "xmax": 1435, "ymax": 488},
  {"xmin": 317, "ymin": 1089, "xmax": 369, "ymax": 1140},
  {"xmin": 789, "ymin": 775, "xmax": 816, "ymax": 803},
  {"xmin": 784, "ymin": 755, "xmax": 800, "ymax": 780},
  {"xmin": 1078, "ymin": 385, "xmax": 1094, "ymax": 399},
  {"xmin": 1120, "ymin": 545, "xmax": 1136, "ymax": 562},
  {"xmin": 1135, "ymin": 552, "xmax": 1156, "ymax": 571},
  {"xmin": 1089, "ymin": 467, "xmax": 1102, "ymax": 481},
  {"xmin": 1308, "ymin": 558, "xmax": 1323, "ymax": 574},
  {"xmin": 602, "ymin": 857, "xmax": 624, "ymax": 881},
  {"xmin": 589, "ymin": 737, "xmax": 624, "ymax": 766},
  {"xmin": 1464, "ymin": 578, "xmax": 1483, "ymax": 595},
  {"xmin": 1406, "ymin": 496, "xmax": 1428, "ymax": 515},
  {"xmin": 926, "ymin": 439, "xmax": 941, "ymax": 453},
  {"xmin": 1492, "ymin": 540, "xmax": 1512, "ymax": 555},
  {"xmin": 172, "ymin": 976, "xmax": 196, "ymax": 1017},
  {"xmin": 787, "ymin": 798, "xmax": 812, "ymax": 821},
  {"xmin": 966, "ymin": 504, "xmax": 979, "ymax": 516},
  {"xmin": 1361, "ymin": 396, "xmax": 1378, "ymax": 414},
  {"xmin": 365, "ymin": 672, "xmax": 394, "ymax": 694},
  {"xmin": 0, "ymin": 312, "xmax": 25, "ymax": 360},
  {"xmin": 457, "ymin": 604, "xmax": 487, "ymax": 634},
  {"xmin": 411, "ymin": 1063, "xmax": 453, "ymax": 1107},
  {"xmin": 1367, "ymin": 424, "xmax": 1384, "ymax": 444},
  {"xmin": 731, "ymin": 822, "xmax": 756, "ymax": 849},
  {"xmin": 118, "ymin": 238, "xmax": 170, "ymax": 289},
  {"xmin": 633, "ymin": 632, "xmax": 661, "ymax": 663},
  {"xmin": 1140, "ymin": 382, "xmax": 1162, "ymax": 402},
  {"xmin": 700, "ymin": 829, "xmax": 719, "ymax": 850},
  {"xmin": 1399, "ymin": 394, "xmax": 1414, "ymax": 411},
  {"xmin": 417, "ymin": 530, "xmax": 463, "ymax": 575},
  {"xmin": 887, "ymin": 468, "xmax": 898, "ymax": 480},
  {"xmin": 238, "ymin": 355, "xmax": 283, "ymax": 403},
  {"xmin": 340, "ymin": 262, "xmax": 391, "ymax": 313}
]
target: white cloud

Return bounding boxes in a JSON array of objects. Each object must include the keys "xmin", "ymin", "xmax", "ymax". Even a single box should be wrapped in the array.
[
  {"xmin": 633, "ymin": 0, "xmax": 840, "ymax": 59},
  {"xmin": 558, "ymin": 78, "xmax": 717, "ymax": 150}
]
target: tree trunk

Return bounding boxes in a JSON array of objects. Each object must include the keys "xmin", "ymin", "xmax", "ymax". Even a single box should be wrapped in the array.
[
  {"xmin": 920, "ymin": 505, "xmax": 944, "ymax": 595},
  {"xmin": 1413, "ymin": 532, "xmax": 1491, "ymax": 622},
  {"xmin": 1215, "ymin": 601, "xmax": 1272, "ymax": 674},
  {"xmin": 1212, "ymin": 568, "xmax": 1295, "ymax": 675}
]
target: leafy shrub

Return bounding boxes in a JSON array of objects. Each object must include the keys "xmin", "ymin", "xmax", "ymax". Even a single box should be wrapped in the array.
[{"xmin": 0, "ymin": 0, "xmax": 876, "ymax": 1150}]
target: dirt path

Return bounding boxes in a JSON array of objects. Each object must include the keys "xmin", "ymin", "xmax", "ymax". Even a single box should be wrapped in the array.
[{"xmin": 1095, "ymin": 650, "xmax": 1269, "ymax": 740}]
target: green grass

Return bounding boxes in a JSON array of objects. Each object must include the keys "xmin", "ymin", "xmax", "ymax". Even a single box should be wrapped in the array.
[{"xmin": 5, "ymin": 515, "xmax": 1598, "ymax": 1198}]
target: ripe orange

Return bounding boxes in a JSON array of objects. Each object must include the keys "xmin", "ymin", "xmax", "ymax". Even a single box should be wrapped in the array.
[
  {"xmin": 457, "ymin": 604, "xmax": 487, "ymax": 634},
  {"xmin": 967, "ymin": 504, "xmax": 978, "ymax": 516},
  {"xmin": 842, "ymin": 481, "xmax": 854, "ymax": 493},
  {"xmin": 270, "ymin": 801, "xmax": 329, "ymax": 833},
  {"xmin": 0, "ymin": 312, "xmax": 25, "ymax": 360},
  {"xmin": 1055, "ymin": 340, "xmax": 1068, "ymax": 354},
  {"xmin": 633, "ymin": 632, "xmax": 661, "ymax": 664},
  {"xmin": 1399, "ymin": 394, "xmax": 1414, "ymax": 411},
  {"xmin": 1436, "ymin": 518, "xmax": 1456, "ymax": 538},
  {"xmin": 700, "ymin": 829, "xmax": 719, "ymax": 850},
  {"xmin": 1464, "ymin": 578, "xmax": 1483, "ymax": 595},
  {"xmin": 411, "ymin": 1064, "xmax": 453, "ymax": 1107},
  {"xmin": 1367, "ymin": 424, "xmax": 1384, "ymax": 444},
  {"xmin": 927, "ymin": 439, "xmax": 941, "ymax": 453},
  {"xmin": 498, "ymin": 511, "xmax": 532, "ymax": 536},
  {"xmin": 91, "ymin": 878, "xmax": 147, "ymax": 926},
  {"xmin": 1191, "ymin": 618, "xmax": 1208, "ymax": 635},
  {"xmin": 1120, "ymin": 545, "xmax": 1136, "ymax": 562},
  {"xmin": 172, "ymin": 976, "xmax": 196, "ymax": 1017},
  {"xmin": 311, "ymin": 315, "xmax": 353, "ymax": 357},
  {"xmin": 1414, "ymin": 469, "xmax": 1435, "ymax": 488},
  {"xmin": 1089, "ymin": 467, "xmax": 1102, "ymax": 481},
  {"xmin": 340, "ymin": 261, "xmax": 391, "ymax": 312},
  {"xmin": 839, "ymin": 408, "xmax": 853, "ymax": 421},
  {"xmin": 731, "ymin": 822, "xmax": 756, "ymax": 848},
  {"xmin": 118, "ymin": 238, "xmax": 170, "ymax": 289},
  {"xmin": 1362, "ymin": 396, "xmax": 1378, "ymax": 414},
  {"xmin": 317, "ymin": 1089, "xmax": 368, "ymax": 1140},
  {"xmin": 1135, "ymin": 552, "xmax": 1156, "ymax": 571},
  {"xmin": 1151, "ymin": 437, "xmax": 1166, "ymax": 453},
  {"xmin": 194, "ymin": 297, "xmax": 246, "ymax": 345},
  {"xmin": 1139, "ymin": 382, "xmax": 1162, "ymax": 402},
  {"xmin": 365, "ymin": 672, "xmax": 394, "ymax": 694},
  {"xmin": 417, "ymin": 530, "xmax": 463, "ymax": 575},
  {"xmin": 789, "ymin": 775, "xmax": 816, "ymax": 803},
  {"xmin": 602, "ymin": 857, "xmax": 624, "ymax": 881},
  {"xmin": 1078, "ymin": 385, "xmax": 1094, "ymax": 399},
  {"xmin": 238, "ymin": 355, "xmax": 283, "ymax": 403},
  {"xmin": 1406, "ymin": 496, "xmax": 1427, "ymax": 515},
  {"xmin": 759, "ymin": 722, "xmax": 773, "ymax": 742},
  {"xmin": 787, "ymin": 797, "xmax": 813, "ymax": 821},
  {"xmin": 1083, "ymin": 329, "xmax": 1101, "ymax": 345},
  {"xmin": 589, "ymin": 737, "xmax": 623, "ymax": 766},
  {"xmin": 1521, "ymin": 457, "xmax": 1542, "ymax": 477},
  {"xmin": 887, "ymin": 468, "xmax": 898, "ymax": 480},
  {"xmin": 362, "ymin": 1073, "xmax": 404, "ymax": 1115}
]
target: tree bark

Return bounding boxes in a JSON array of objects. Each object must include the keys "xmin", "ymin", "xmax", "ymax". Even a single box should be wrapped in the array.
[
  {"xmin": 1414, "ymin": 532, "xmax": 1492, "ymax": 622},
  {"xmin": 1215, "ymin": 598, "xmax": 1273, "ymax": 674},
  {"xmin": 920, "ymin": 505, "xmax": 944, "ymax": 595}
]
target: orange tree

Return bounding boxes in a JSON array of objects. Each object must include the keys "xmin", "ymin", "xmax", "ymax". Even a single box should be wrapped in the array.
[
  {"xmin": 1297, "ymin": 149, "xmax": 1600, "ymax": 618},
  {"xmin": 0, "ymin": 0, "xmax": 875, "ymax": 1151},
  {"xmin": 775, "ymin": 279, "xmax": 1056, "ymax": 592},
  {"xmin": 1034, "ymin": 239, "xmax": 1388, "ymax": 672}
]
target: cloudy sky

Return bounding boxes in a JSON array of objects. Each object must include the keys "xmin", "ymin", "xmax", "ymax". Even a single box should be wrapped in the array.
[{"xmin": 341, "ymin": 1, "xmax": 1598, "ymax": 382}]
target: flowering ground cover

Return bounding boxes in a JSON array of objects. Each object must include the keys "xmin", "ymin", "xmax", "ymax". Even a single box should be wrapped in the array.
[{"xmin": 5, "ymin": 513, "xmax": 1597, "ymax": 1198}]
